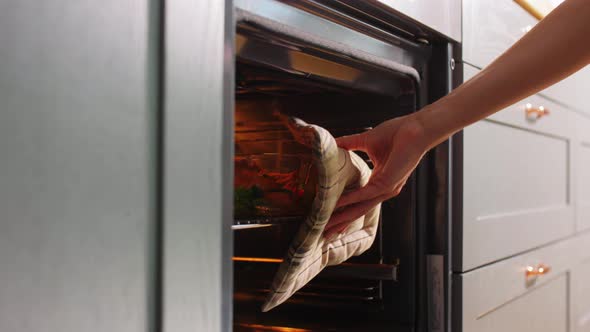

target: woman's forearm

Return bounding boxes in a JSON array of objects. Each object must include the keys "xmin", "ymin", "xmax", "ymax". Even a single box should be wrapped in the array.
[
  {"xmin": 330, "ymin": 0, "xmax": 590, "ymax": 224},
  {"xmin": 417, "ymin": 0, "xmax": 590, "ymax": 149}
]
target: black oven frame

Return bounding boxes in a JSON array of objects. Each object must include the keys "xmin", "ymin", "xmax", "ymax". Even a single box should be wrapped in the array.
[{"xmin": 231, "ymin": 1, "xmax": 463, "ymax": 331}]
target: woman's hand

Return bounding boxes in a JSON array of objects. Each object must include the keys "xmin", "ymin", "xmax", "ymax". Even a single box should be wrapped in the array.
[
  {"xmin": 323, "ymin": 0, "xmax": 590, "ymax": 237},
  {"xmin": 323, "ymin": 114, "xmax": 430, "ymax": 237}
]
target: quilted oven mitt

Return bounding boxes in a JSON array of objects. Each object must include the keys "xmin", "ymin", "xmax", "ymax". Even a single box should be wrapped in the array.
[{"xmin": 262, "ymin": 116, "xmax": 381, "ymax": 312}]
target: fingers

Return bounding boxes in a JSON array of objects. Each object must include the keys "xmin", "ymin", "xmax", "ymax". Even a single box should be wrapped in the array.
[
  {"xmin": 337, "ymin": 171, "xmax": 410, "ymax": 209},
  {"xmin": 335, "ymin": 133, "xmax": 367, "ymax": 152},
  {"xmin": 390, "ymin": 177, "xmax": 408, "ymax": 197},
  {"xmin": 324, "ymin": 176, "xmax": 410, "ymax": 239},
  {"xmin": 335, "ymin": 181, "xmax": 383, "ymax": 209},
  {"xmin": 323, "ymin": 194, "xmax": 387, "ymax": 238}
]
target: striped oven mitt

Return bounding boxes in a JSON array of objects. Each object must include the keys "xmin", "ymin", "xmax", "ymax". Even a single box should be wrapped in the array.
[{"xmin": 262, "ymin": 116, "xmax": 381, "ymax": 312}]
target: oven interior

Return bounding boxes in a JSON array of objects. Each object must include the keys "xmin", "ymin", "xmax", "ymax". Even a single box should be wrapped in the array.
[{"xmin": 233, "ymin": 24, "xmax": 425, "ymax": 332}]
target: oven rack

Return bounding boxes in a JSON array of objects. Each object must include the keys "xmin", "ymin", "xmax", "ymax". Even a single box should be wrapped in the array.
[
  {"xmin": 233, "ymin": 258, "xmax": 398, "ymax": 281},
  {"xmin": 233, "ymin": 215, "xmax": 303, "ymax": 230},
  {"xmin": 234, "ymin": 259, "xmax": 396, "ymax": 312}
]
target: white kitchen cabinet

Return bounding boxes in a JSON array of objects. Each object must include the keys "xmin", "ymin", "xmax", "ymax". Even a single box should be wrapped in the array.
[
  {"xmin": 463, "ymin": 64, "xmax": 573, "ymax": 137},
  {"xmin": 458, "ymin": 2, "xmax": 590, "ymax": 331},
  {"xmin": 540, "ymin": 66, "xmax": 590, "ymax": 115},
  {"xmin": 463, "ymin": 0, "xmax": 590, "ymax": 114},
  {"xmin": 572, "ymin": 258, "xmax": 590, "ymax": 332},
  {"xmin": 461, "ymin": 274, "xmax": 567, "ymax": 332},
  {"xmin": 377, "ymin": 0, "xmax": 461, "ymax": 42},
  {"xmin": 456, "ymin": 231, "xmax": 590, "ymax": 332},
  {"xmin": 463, "ymin": 0, "xmax": 537, "ymax": 68},
  {"xmin": 458, "ymin": 64, "xmax": 575, "ymax": 271}
]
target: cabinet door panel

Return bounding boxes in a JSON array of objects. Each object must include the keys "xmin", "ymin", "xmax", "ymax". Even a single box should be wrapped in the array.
[
  {"xmin": 458, "ymin": 240, "xmax": 576, "ymax": 332},
  {"xmin": 0, "ymin": 1, "xmax": 156, "ymax": 331},
  {"xmin": 462, "ymin": 120, "xmax": 573, "ymax": 270},
  {"xmin": 463, "ymin": 0, "xmax": 537, "ymax": 68},
  {"xmin": 540, "ymin": 66, "xmax": 590, "ymax": 114},
  {"xmin": 459, "ymin": 64, "xmax": 575, "ymax": 271},
  {"xmin": 472, "ymin": 275, "xmax": 567, "ymax": 332}
]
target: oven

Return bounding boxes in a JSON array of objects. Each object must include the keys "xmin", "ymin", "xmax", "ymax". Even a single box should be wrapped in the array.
[{"xmin": 231, "ymin": 1, "xmax": 461, "ymax": 331}]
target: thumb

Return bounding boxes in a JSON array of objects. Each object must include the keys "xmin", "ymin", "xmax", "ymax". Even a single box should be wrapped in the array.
[{"xmin": 335, "ymin": 133, "xmax": 367, "ymax": 151}]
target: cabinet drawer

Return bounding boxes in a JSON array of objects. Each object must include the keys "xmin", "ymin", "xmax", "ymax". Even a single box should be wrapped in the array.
[
  {"xmin": 463, "ymin": 0, "xmax": 537, "ymax": 68},
  {"xmin": 463, "ymin": 0, "xmax": 590, "ymax": 113},
  {"xmin": 455, "ymin": 233, "xmax": 590, "ymax": 331},
  {"xmin": 461, "ymin": 121, "xmax": 573, "ymax": 270},
  {"xmin": 464, "ymin": 64, "xmax": 572, "ymax": 135},
  {"xmin": 540, "ymin": 66, "xmax": 590, "ymax": 114},
  {"xmin": 458, "ymin": 273, "xmax": 568, "ymax": 332},
  {"xmin": 458, "ymin": 65, "xmax": 575, "ymax": 271}
]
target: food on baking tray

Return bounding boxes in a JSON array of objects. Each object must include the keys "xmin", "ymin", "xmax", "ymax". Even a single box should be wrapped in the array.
[
  {"xmin": 234, "ymin": 186, "xmax": 265, "ymax": 218},
  {"xmin": 233, "ymin": 156, "xmax": 316, "ymax": 218}
]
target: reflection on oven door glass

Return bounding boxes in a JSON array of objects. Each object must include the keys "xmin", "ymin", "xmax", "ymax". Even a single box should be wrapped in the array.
[{"xmin": 234, "ymin": 109, "xmax": 316, "ymax": 219}]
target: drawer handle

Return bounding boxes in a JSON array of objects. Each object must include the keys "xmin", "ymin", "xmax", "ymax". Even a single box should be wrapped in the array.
[
  {"xmin": 525, "ymin": 103, "xmax": 550, "ymax": 122},
  {"xmin": 525, "ymin": 263, "xmax": 552, "ymax": 278}
]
